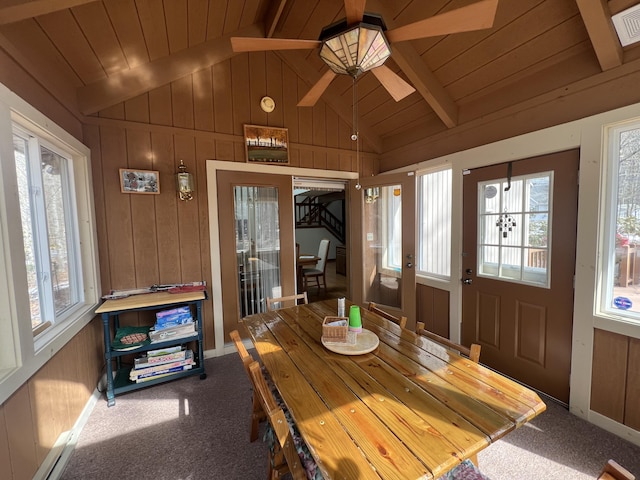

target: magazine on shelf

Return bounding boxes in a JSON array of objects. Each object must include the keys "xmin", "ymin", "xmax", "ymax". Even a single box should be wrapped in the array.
[
  {"xmin": 130, "ymin": 363, "xmax": 193, "ymax": 382},
  {"xmin": 134, "ymin": 349, "xmax": 187, "ymax": 368},
  {"xmin": 132, "ymin": 365, "xmax": 193, "ymax": 383},
  {"xmin": 131, "ymin": 350, "xmax": 194, "ymax": 376},
  {"xmin": 146, "ymin": 345, "xmax": 182, "ymax": 357}
]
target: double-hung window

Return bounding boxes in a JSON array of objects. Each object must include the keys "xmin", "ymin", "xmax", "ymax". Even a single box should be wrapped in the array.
[
  {"xmin": 13, "ymin": 126, "xmax": 83, "ymax": 339},
  {"xmin": 0, "ymin": 83, "xmax": 99, "ymax": 404}
]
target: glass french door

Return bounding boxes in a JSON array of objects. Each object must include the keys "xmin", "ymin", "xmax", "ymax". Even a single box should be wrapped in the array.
[
  {"xmin": 357, "ymin": 172, "xmax": 416, "ymax": 327},
  {"xmin": 217, "ymin": 171, "xmax": 295, "ymax": 337}
]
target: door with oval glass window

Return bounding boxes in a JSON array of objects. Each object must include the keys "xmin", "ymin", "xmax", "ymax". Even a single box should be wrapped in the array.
[{"xmin": 461, "ymin": 150, "xmax": 579, "ymax": 404}]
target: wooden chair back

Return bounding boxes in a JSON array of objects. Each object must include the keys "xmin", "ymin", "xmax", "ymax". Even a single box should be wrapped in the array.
[
  {"xmin": 248, "ymin": 361, "xmax": 307, "ymax": 480},
  {"xmin": 368, "ymin": 302, "xmax": 408, "ymax": 330},
  {"xmin": 266, "ymin": 292, "xmax": 308, "ymax": 311},
  {"xmin": 598, "ymin": 459, "xmax": 635, "ymax": 480},
  {"xmin": 229, "ymin": 330, "xmax": 263, "ymax": 442},
  {"xmin": 416, "ymin": 321, "xmax": 481, "ymax": 363}
]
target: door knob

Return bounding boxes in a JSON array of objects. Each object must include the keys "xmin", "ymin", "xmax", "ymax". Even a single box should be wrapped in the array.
[
  {"xmin": 406, "ymin": 262, "xmax": 413, "ymax": 268},
  {"xmin": 462, "ymin": 278, "xmax": 473, "ymax": 285}
]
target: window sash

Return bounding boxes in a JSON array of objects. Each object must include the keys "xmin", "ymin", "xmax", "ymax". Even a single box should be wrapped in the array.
[{"xmin": 12, "ymin": 125, "xmax": 83, "ymax": 337}]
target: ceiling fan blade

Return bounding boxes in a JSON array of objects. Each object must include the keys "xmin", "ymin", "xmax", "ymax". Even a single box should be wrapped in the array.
[
  {"xmin": 231, "ymin": 37, "xmax": 321, "ymax": 52},
  {"xmin": 386, "ymin": 0, "xmax": 499, "ymax": 43},
  {"xmin": 371, "ymin": 65, "xmax": 416, "ymax": 102},
  {"xmin": 344, "ymin": 0, "xmax": 366, "ymax": 24},
  {"xmin": 297, "ymin": 70, "xmax": 337, "ymax": 107}
]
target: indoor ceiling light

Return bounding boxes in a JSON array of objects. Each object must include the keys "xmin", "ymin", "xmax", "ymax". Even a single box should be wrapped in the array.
[{"xmin": 318, "ymin": 15, "xmax": 391, "ymax": 78}]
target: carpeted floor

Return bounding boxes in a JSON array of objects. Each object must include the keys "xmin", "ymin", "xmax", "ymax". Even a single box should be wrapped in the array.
[
  {"xmin": 60, "ymin": 354, "xmax": 268, "ymax": 480},
  {"xmin": 59, "ymin": 350, "xmax": 640, "ymax": 480}
]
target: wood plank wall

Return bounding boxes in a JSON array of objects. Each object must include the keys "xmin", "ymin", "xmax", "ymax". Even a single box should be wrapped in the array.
[
  {"xmin": 416, "ymin": 283, "xmax": 450, "ymax": 338},
  {"xmin": 0, "ymin": 319, "xmax": 103, "ymax": 480},
  {"xmin": 86, "ymin": 53, "xmax": 377, "ymax": 351},
  {"xmin": 591, "ymin": 328, "xmax": 640, "ymax": 430}
]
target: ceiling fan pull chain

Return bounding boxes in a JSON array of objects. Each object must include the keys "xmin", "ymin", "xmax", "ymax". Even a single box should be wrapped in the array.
[{"xmin": 352, "ymin": 76, "xmax": 362, "ymax": 190}]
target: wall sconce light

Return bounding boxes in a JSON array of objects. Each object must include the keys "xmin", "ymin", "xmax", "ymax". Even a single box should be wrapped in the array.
[{"xmin": 176, "ymin": 159, "xmax": 194, "ymax": 201}]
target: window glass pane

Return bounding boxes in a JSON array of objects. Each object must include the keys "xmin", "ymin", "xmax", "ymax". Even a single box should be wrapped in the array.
[
  {"xmin": 364, "ymin": 185, "xmax": 402, "ymax": 308},
  {"xmin": 418, "ymin": 169, "xmax": 451, "ymax": 278},
  {"xmin": 479, "ymin": 245, "xmax": 499, "ymax": 276},
  {"xmin": 41, "ymin": 146, "xmax": 72, "ymax": 315},
  {"xmin": 234, "ymin": 186, "xmax": 281, "ymax": 317},
  {"xmin": 13, "ymin": 134, "xmax": 42, "ymax": 329},
  {"xmin": 478, "ymin": 172, "xmax": 552, "ymax": 287},
  {"xmin": 606, "ymin": 125, "xmax": 640, "ymax": 318}
]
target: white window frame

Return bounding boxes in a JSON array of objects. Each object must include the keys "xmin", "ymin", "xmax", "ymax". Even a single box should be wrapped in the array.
[
  {"xmin": 600, "ymin": 120, "xmax": 640, "ymax": 323},
  {"xmin": 0, "ymin": 83, "xmax": 100, "ymax": 405}
]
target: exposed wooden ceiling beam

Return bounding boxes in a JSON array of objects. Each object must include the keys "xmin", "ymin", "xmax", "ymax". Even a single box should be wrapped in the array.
[
  {"xmin": 264, "ymin": 0, "xmax": 288, "ymax": 38},
  {"xmin": 575, "ymin": 0, "xmax": 623, "ymax": 71},
  {"xmin": 0, "ymin": 0, "xmax": 99, "ymax": 25},
  {"xmin": 390, "ymin": 43, "xmax": 458, "ymax": 128},
  {"xmin": 77, "ymin": 24, "xmax": 262, "ymax": 115},
  {"xmin": 277, "ymin": 50, "xmax": 382, "ymax": 153}
]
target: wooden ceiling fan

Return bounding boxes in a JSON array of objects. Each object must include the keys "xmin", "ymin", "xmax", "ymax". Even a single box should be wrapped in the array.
[{"xmin": 231, "ymin": 0, "xmax": 499, "ymax": 107}]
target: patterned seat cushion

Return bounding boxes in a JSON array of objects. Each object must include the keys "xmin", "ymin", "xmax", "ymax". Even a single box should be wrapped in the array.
[
  {"xmin": 437, "ymin": 459, "xmax": 490, "ymax": 480},
  {"xmin": 261, "ymin": 366, "xmax": 324, "ymax": 480}
]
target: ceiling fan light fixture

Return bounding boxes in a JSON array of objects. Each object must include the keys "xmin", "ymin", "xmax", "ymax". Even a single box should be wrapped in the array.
[{"xmin": 319, "ymin": 22, "xmax": 391, "ymax": 78}]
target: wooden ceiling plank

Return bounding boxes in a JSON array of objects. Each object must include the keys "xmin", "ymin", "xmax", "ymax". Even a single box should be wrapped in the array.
[
  {"xmin": 344, "ymin": 0, "xmax": 366, "ymax": 25},
  {"xmin": 136, "ymin": 0, "xmax": 169, "ymax": 61},
  {"xmin": 206, "ymin": 0, "xmax": 227, "ymax": 39},
  {"xmin": 71, "ymin": 2, "xmax": 129, "ymax": 77},
  {"xmin": 77, "ymin": 23, "xmax": 262, "ymax": 115},
  {"xmin": 391, "ymin": 42, "xmax": 458, "ymax": 128},
  {"xmin": 164, "ymin": 0, "xmax": 188, "ymax": 54},
  {"xmin": 277, "ymin": 49, "xmax": 382, "ymax": 153},
  {"xmin": 434, "ymin": 1, "xmax": 580, "ymax": 89},
  {"xmin": 264, "ymin": 0, "xmax": 288, "ymax": 38},
  {"xmin": 0, "ymin": 0, "xmax": 99, "ymax": 25},
  {"xmin": 36, "ymin": 9, "xmax": 106, "ymax": 84},
  {"xmin": 187, "ymin": 0, "xmax": 209, "ymax": 46},
  {"xmin": 447, "ymin": 16, "xmax": 591, "ymax": 104},
  {"xmin": 575, "ymin": 0, "xmax": 623, "ymax": 71},
  {"xmin": 239, "ymin": 0, "xmax": 262, "ymax": 29},
  {"xmin": 222, "ymin": 0, "xmax": 243, "ymax": 34},
  {"xmin": 103, "ymin": 0, "xmax": 149, "ymax": 68}
]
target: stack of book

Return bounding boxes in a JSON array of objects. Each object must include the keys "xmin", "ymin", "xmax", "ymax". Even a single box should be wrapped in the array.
[
  {"xmin": 149, "ymin": 306, "xmax": 196, "ymax": 343},
  {"xmin": 130, "ymin": 346, "xmax": 194, "ymax": 383}
]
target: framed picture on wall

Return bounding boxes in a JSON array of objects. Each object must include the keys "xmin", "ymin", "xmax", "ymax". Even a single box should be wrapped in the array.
[
  {"xmin": 119, "ymin": 168, "xmax": 160, "ymax": 194},
  {"xmin": 244, "ymin": 124, "xmax": 289, "ymax": 165}
]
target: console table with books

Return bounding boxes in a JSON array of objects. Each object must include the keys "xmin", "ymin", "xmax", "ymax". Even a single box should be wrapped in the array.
[{"xmin": 96, "ymin": 290, "xmax": 207, "ymax": 406}]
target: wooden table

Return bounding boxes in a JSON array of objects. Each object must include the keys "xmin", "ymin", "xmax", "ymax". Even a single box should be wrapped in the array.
[{"xmin": 243, "ymin": 299, "xmax": 546, "ymax": 480}]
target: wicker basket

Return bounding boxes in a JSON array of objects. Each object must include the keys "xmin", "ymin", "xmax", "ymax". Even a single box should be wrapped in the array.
[{"xmin": 322, "ymin": 316, "xmax": 349, "ymax": 343}]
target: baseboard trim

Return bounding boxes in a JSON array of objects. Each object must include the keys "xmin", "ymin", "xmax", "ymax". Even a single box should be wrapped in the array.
[{"xmin": 42, "ymin": 388, "xmax": 101, "ymax": 480}]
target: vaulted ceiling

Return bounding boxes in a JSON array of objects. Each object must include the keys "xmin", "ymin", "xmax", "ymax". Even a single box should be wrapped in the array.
[{"xmin": 2, "ymin": 0, "xmax": 640, "ymax": 171}]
